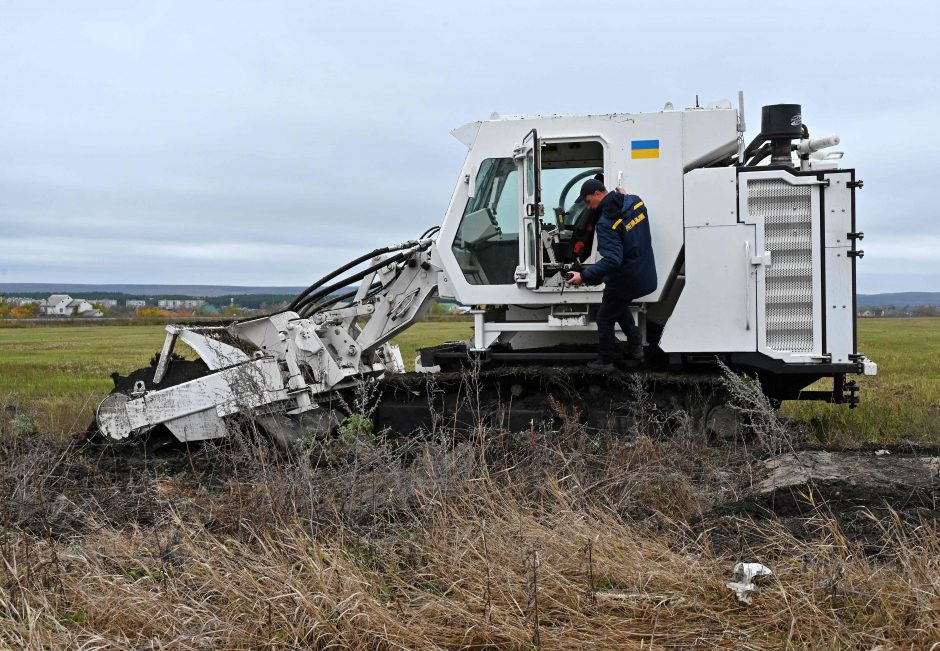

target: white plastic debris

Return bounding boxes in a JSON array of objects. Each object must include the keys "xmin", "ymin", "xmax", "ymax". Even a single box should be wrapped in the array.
[
  {"xmin": 726, "ymin": 562, "xmax": 773, "ymax": 604},
  {"xmin": 875, "ymin": 449, "xmax": 891, "ymax": 456}
]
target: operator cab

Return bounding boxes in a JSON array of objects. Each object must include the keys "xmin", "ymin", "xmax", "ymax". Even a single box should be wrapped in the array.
[{"xmin": 451, "ymin": 132, "xmax": 604, "ymax": 289}]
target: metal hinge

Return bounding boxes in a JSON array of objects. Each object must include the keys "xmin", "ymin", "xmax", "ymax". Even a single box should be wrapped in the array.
[{"xmin": 847, "ymin": 179, "xmax": 864, "ymax": 189}]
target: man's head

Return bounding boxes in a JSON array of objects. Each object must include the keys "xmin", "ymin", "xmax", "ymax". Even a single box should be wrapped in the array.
[{"xmin": 580, "ymin": 179, "xmax": 607, "ymax": 209}]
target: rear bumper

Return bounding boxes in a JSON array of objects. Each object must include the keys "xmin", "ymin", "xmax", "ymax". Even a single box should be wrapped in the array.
[{"xmin": 727, "ymin": 352, "xmax": 873, "ymax": 407}]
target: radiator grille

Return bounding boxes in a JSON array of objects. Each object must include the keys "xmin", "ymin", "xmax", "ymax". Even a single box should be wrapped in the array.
[{"xmin": 747, "ymin": 179, "xmax": 814, "ymax": 353}]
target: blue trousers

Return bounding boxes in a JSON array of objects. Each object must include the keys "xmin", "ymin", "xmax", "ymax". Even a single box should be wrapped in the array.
[{"xmin": 596, "ymin": 279, "xmax": 640, "ymax": 363}]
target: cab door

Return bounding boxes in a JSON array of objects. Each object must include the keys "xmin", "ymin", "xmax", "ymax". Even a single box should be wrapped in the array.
[{"xmin": 515, "ymin": 129, "xmax": 543, "ymax": 288}]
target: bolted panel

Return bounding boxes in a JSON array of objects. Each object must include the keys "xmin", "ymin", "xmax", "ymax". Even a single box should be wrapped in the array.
[{"xmin": 747, "ymin": 179, "xmax": 815, "ymax": 353}]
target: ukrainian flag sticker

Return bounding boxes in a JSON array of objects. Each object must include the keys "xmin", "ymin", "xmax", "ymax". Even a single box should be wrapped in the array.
[{"xmin": 631, "ymin": 139, "xmax": 660, "ymax": 159}]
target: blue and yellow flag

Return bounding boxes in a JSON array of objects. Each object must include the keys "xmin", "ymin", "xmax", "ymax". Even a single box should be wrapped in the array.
[{"xmin": 631, "ymin": 139, "xmax": 660, "ymax": 159}]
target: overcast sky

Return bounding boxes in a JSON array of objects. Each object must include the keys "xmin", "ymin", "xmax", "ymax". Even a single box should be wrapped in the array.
[{"xmin": 1, "ymin": 0, "xmax": 937, "ymax": 292}]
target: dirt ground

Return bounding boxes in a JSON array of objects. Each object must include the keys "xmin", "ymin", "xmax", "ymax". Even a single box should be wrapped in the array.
[
  {"xmin": 3, "ymin": 371, "xmax": 940, "ymax": 649},
  {"xmin": 0, "ymin": 349, "xmax": 938, "ymax": 649}
]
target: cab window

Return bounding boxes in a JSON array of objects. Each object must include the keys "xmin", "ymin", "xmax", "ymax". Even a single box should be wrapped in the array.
[{"xmin": 452, "ymin": 158, "xmax": 518, "ymax": 285}]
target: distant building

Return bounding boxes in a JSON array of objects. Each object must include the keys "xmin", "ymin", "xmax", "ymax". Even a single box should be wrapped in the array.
[
  {"xmin": 41, "ymin": 294, "xmax": 103, "ymax": 317},
  {"xmin": 80, "ymin": 305, "xmax": 104, "ymax": 317},
  {"xmin": 95, "ymin": 299, "xmax": 118, "ymax": 308},
  {"xmin": 0, "ymin": 296, "xmax": 42, "ymax": 306},
  {"xmin": 43, "ymin": 294, "xmax": 75, "ymax": 315},
  {"xmin": 157, "ymin": 299, "xmax": 206, "ymax": 310},
  {"xmin": 126, "ymin": 299, "xmax": 146, "ymax": 308}
]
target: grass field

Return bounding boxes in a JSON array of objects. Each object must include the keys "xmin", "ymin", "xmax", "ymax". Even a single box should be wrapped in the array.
[
  {"xmin": 2, "ymin": 319, "xmax": 939, "ymax": 648},
  {"xmin": 783, "ymin": 317, "xmax": 940, "ymax": 442},
  {"xmin": 0, "ymin": 321, "xmax": 473, "ymax": 432},
  {"xmin": 0, "ymin": 318, "xmax": 936, "ymax": 441}
]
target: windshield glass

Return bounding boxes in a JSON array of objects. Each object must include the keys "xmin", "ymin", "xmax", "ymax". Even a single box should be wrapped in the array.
[{"xmin": 452, "ymin": 158, "xmax": 518, "ymax": 285}]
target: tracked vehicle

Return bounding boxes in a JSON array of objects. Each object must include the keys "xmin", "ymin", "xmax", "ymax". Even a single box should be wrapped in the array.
[{"xmin": 96, "ymin": 94, "xmax": 876, "ymax": 445}]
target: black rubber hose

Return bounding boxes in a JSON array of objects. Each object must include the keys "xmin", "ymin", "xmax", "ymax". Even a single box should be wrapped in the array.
[
  {"xmin": 299, "ymin": 283, "xmax": 383, "ymax": 318},
  {"xmin": 745, "ymin": 143, "xmax": 773, "ymax": 167},
  {"xmin": 420, "ymin": 225, "xmax": 440, "ymax": 239},
  {"xmin": 297, "ymin": 239, "xmax": 429, "ymax": 315},
  {"xmin": 293, "ymin": 250, "xmax": 412, "ymax": 315},
  {"xmin": 741, "ymin": 133, "xmax": 768, "ymax": 162},
  {"xmin": 305, "ymin": 251, "xmax": 410, "ymax": 305},
  {"xmin": 288, "ymin": 245, "xmax": 399, "ymax": 311},
  {"xmin": 308, "ymin": 281, "xmax": 384, "ymax": 313},
  {"xmin": 300, "ymin": 258, "xmax": 409, "ymax": 318}
]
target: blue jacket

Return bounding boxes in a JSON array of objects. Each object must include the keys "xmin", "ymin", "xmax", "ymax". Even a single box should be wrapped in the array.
[{"xmin": 581, "ymin": 192, "xmax": 657, "ymax": 298}]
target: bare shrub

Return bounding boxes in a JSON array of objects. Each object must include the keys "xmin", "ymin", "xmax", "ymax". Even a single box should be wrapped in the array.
[
  {"xmin": 718, "ymin": 359, "xmax": 797, "ymax": 455},
  {"xmin": 10, "ymin": 412, "xmax": 38, "ymax": 437},
  {"xmin": 336, "ymin": 377, "xmax": 383, "ymax": 440}
]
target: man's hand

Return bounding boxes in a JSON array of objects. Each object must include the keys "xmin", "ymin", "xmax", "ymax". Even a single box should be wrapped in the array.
[
  {"xmin": 615, "ymin": 186, "xmax": 626, "ymax": 194},
  {"xmin": 566, "ymin": 271, "xmax": 584, "ymax": 286}
]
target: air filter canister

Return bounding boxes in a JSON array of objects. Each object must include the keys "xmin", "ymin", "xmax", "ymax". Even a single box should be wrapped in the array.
[{"xmin": 761, "ymin": 104, "xmax": 802, "ymax": 139}]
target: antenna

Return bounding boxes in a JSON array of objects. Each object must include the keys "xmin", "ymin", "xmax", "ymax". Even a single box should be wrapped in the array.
[{"xmin": 695, "ymin": 94, "xmax": 700, "ymax": 108}]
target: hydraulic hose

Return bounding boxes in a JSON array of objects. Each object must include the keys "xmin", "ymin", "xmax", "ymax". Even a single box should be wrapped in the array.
[
  {"xmin": 288, "ymin": 241, "xmax": 420, "ymax": 311},
  {"xmin": 300, "ymin": 280, "xmax": 392, "ymax": 318},
  {"xmin": 293, "ymin": 249, "xmax": 415, "ymax": 316},
  {"xmin": 301, "ymin": 252, "xmax": 414, "ymax": 317},
  {"xmin": 307, "ymin": 281, "xmax": 384, "ymax": 313},
  {"xmin": 745, "ymin": 143, "xmax": 773, "ymax": 167},
  {"xmin": 289, "ymin": 245, "xmax": 395, "ymax": 311},
  {"xmin": 740, "ymin": 134, "xmax": 768, "ymax": 163}
]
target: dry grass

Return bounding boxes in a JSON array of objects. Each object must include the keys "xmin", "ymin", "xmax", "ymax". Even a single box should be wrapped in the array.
[{"xmin": 1, "ymin": 372, "xmax": 938, "ymax": 650}]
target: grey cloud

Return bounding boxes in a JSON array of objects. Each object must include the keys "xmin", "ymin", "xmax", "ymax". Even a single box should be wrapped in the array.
[{"xmin": 1, "ymin": 0, "xmax": 937, "ymax": 290}]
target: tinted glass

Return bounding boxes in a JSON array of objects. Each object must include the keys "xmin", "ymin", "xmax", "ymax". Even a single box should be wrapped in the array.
[{"xmin": 452, "ymin": 158, "xmax": 519, "ymax": 285}]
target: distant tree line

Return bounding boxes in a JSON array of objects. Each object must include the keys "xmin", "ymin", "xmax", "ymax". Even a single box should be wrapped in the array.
[
  {"xmin": 3, "ymin": 291, "xmax": 469, "ymax": 320},
  {"xmin": 860, "ymin": 305, "xmax": 938, "ymax": 317},
  {"xmin": 6, "ymin": 291, "xmax": 295, "ymax": 310}
]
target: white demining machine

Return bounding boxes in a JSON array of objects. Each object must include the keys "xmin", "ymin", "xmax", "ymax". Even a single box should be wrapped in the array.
[{"xmin": 96, "ymin": 95, "xmax": 877, "ymax": 446}]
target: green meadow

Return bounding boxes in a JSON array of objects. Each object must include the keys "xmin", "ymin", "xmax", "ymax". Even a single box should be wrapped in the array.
[
  {"xmin": 781, "ymin": 317, "xmax": 940, "ymax": 442},
  {"xmin": 0, "ymin": 322, "xmax": 471, "ymax": 433},
  {"xmin": 0, "ymin": 319, "xmax": 936, "ymax": 441}
]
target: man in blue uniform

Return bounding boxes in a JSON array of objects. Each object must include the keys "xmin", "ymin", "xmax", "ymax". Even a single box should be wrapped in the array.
[{"xmin": 566, "ymin": 179, "xmax": 657, "ymax": 368}]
